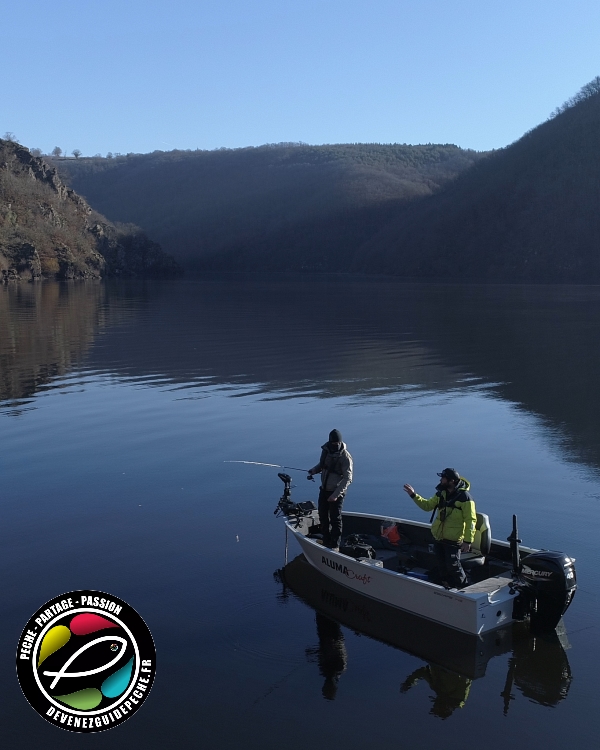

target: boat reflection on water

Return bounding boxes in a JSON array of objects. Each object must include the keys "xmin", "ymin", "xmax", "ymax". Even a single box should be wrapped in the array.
[
  {"xmin": 277, "ymin": 555, "xmax": 572, "ymax": 716},
  {"xmin": 400, "ymin": 664, "xmax": 472, "ymax": 719},
  {"xmin": 305, "ymin": 613, "xmax": 348, "ymax": 701},
  {"xmin": 500, "ymin": 630, "xmax": 572, "ymax": 715}
]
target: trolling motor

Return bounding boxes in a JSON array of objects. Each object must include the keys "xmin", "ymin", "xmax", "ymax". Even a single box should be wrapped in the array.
[
  {"xmin": 509, "ymin": 515, "xmax": 577, "ymax": 631},
  {"xmin": 274, "ymin": 472, "xmax": 316, "ymax": 520}
]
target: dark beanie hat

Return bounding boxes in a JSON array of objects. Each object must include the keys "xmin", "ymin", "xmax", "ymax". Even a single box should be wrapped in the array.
[{"xmin": 329, "ymin": 429, "xmax": 343, "ymax": 443}]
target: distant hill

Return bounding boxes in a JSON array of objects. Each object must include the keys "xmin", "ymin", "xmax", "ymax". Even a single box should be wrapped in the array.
[
  {"xmin": 351, "ymin": 77, "xmax": 600, "ymax": 281},
  {"xmin": 56, "ymin": 143, "xmax": 485, "ymax": 272},
  {"xmin": 55, "ymin": 77, "xmax": 600, "ymax": 282},
  {"xmin": 0, "ymin": 139, "xmax": 180, "ymax": 281}
]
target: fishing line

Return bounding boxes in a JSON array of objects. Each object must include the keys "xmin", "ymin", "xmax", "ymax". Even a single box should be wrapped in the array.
[{"xmin": 224, "ymin": 460, "xmax": 311, "ymax": 472}]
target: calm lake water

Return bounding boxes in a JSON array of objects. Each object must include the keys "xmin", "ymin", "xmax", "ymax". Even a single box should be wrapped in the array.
[{"xmin": 1, "ymin": 277, "xmax": 599, "ymax": 749}]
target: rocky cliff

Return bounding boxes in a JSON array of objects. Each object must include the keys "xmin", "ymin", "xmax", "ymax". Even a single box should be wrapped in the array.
[{"xmin": 0, "ymin": 139, "xmax": 180, "ymax": 282}]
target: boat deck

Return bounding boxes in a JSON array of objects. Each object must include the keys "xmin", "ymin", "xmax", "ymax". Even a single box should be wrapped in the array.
[{"xmin": 292, "ymin": 509, "xmax": 525, "ymax": 587}]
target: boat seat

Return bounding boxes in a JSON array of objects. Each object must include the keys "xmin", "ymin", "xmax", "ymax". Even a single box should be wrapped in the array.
[{"xmin": 461, "ymin": 512, "xmax": 491, "ymax": 569}]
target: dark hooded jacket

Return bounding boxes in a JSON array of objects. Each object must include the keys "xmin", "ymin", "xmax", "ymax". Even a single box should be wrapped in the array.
[{"xmin": 310, "ymin": 442, "xmax": 353, "ymax": 500}]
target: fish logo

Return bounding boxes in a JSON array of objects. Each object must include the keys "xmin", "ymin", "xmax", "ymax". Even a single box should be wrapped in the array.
[{"xmin": 16, "ymin": 590, "xmax": 155, "ymax": 732}]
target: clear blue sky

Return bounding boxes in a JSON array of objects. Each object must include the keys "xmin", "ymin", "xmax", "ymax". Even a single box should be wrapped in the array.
[{"xmin": 2, "ymin": 0, "xmax": 599, "ymax": 156}]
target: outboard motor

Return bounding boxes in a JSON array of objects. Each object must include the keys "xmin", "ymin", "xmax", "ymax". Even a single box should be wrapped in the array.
[
  {"xmin": 508, "ymin": 515, "xmax": 577, "ymax": 631},
  {"xmin": 520, "ymin": 551, "xmax": 577, "ymax": 631}
]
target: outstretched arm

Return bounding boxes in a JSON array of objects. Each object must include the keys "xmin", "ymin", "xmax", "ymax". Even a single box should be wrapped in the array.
[
  {"xmin": 400, "ymin": 666, "xmax": 431, "ymax": 693},
  {"xmin": 308, "ymin": 449, "xmax": 326, "ymax": 478},
  {"xmin": 403, "ymin": 484, "xmax": 439, "ymax": 511}
]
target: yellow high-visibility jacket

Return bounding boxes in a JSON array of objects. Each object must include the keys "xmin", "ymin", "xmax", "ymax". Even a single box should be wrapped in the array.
[{"xmin": 411, "ymin": 478, "xmax": 477, "ymax": 544}]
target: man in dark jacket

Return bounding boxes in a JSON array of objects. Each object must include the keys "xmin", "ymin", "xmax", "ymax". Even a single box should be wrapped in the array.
[
  {"xmin": 307, "ymin": 429, "xmax": 353, "ymax": 551},
  {"xmin": 403, "ymin": 468, "xmax": 476, "ymax": 588}
]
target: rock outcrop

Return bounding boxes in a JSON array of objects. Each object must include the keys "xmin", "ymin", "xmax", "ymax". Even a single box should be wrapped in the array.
[{"xmin": 0, "ymin": 139, "xmax": 180, "ymax": 282}]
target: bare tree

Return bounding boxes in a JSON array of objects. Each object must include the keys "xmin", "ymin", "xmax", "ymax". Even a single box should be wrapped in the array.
[
  {"xmin": 72, "ymin": 149, "xmax": 82, "ymax": 159},
  {"xmin": 551, "ymin": 75, "xmax": 600, "ymax": 119},
  {"xmin": 30, "ymin": 148, "xmax": 43, "ymax": 157},
  {"xmin": 3, "ymin": 131, "xmax": 17, "ymax": 142},
  {"xmin": 52, "ymin": 146, "xmax": 63, "ymax": 157}
]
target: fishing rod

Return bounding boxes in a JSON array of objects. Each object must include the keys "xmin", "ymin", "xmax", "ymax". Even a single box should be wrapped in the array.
[{"xmin": 224, "ymin": 460, "xmax": 315, "ymax": 479}]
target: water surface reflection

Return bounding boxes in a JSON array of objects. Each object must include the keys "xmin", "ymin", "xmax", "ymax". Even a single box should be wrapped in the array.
[
  {"xmin": 3, "ymin": 278, "xmax": 600, "ymax": 473},
  {"xmin": 281, "ymin": 555, "xmax": 572, "ymax": 718},
  {"xmin": 0, "ymin": 278, "xmax": 597, "ymax": 750}
]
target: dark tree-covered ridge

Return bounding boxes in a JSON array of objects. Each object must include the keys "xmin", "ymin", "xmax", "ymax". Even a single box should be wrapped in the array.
[
  {"xmin": 351, "ymin": 77, "xmax": 600, "ymax": 282},
  {"xmin": 56, "ymin": 76, "xmax": 600, "ymax": 282},
  {"xmin": 57, "ymin": 142, "xmax": 485, "ymax": 272}
]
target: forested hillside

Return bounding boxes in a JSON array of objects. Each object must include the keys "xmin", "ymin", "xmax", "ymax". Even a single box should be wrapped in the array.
[
  {"xmin": 0, "ymin": 139, "xmax": 180, "ymax": 281},
  {"xmin": 351, "ymin": 78, "xmax": 600, "ymax": 281},
  {"xmin": 55, "ymin": 77, "xmax": 600, "ymax": 282},
  {"xmin": 57, "ymin": 143, "xmax": 484, "ymax": 272}
]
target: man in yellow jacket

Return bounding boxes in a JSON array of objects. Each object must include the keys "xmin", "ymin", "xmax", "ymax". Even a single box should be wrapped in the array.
[{"xmin": 403, "ymin": 468, "xmax": 477, "ymax": 589}]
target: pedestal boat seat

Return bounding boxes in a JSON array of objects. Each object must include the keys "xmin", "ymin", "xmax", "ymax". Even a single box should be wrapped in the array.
[{"xmin": 461, "ymin": 512, "xmax": 491, "ymax": 571}]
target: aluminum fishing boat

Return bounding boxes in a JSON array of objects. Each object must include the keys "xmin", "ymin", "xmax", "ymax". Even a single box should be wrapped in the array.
[{"xmin": 274, "ymin": 473, "xmax": 577, "ymax": 635}]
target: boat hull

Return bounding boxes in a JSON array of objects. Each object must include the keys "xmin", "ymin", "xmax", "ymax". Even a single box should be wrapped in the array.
[{"xmin": 286, "ymin": 514, "xmax": 518, "ymax": 635}]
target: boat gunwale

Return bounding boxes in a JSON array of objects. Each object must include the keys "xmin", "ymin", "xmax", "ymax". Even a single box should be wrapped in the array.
[
  {"xmin": 285, "ymin": 519, "xmax": 515, "ymax": 601},
  {"xmin": 335, "ymin": 510, "xmax": 541, "ymax": 554}
]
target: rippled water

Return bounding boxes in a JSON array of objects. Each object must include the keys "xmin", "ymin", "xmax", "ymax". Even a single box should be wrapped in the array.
[{"xmin": 1, "ymin": 278, "xmax": 599, "ymax": 748}]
